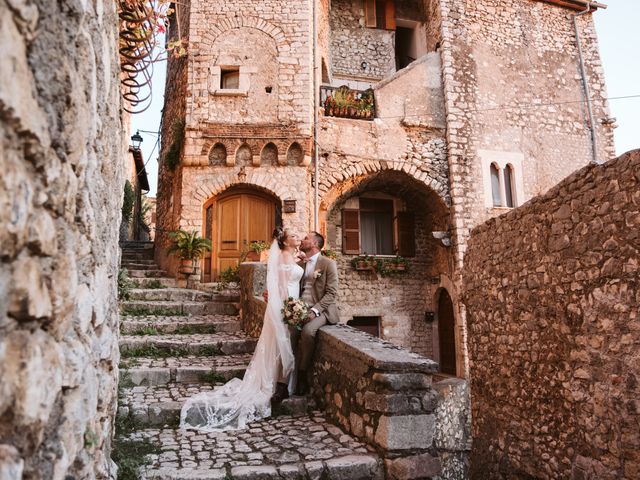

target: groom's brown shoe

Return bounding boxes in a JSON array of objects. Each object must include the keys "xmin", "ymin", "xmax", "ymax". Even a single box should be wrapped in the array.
[{"xmin": 271, "ymin": 382, "xmax": 289, "ymax": 406}]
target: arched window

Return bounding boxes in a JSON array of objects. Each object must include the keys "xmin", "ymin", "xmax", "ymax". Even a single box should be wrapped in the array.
[
  {"xmin": 490, "ymin": 163, "xmax": 501, "ymax": 207},
  {"xmin": 504, "ymin": 164, "xmax": 515, "ymax": 208}
]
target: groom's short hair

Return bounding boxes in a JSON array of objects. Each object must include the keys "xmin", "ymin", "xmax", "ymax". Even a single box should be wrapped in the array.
[{"xmin": 311, "ymin": 231, "xmax": 325, "ymax": 250}]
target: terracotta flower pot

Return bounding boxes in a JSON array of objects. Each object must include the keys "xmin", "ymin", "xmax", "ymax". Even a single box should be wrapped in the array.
[
  {"xmin": 245, "ymin": 251, "xmax": 260, "ymax": 261},
  {"xmin": 179, "ymin": 258, "xmax": 195, "ymax": 274}
]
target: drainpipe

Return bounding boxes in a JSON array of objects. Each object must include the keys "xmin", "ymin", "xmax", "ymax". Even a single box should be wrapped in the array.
[
  {"xmin": 569, "ymin": 1, "xmax": 599, "ymax": 164},
  {"xmin": 312, "ymin": 0, "xmax": 320, "ymax": 230}
]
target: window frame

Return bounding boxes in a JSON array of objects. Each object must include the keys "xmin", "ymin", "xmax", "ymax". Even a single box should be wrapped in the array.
[
  {"xmin": 341, "ymin": 194, "xmax": 415, "ymax": 257},
  {"xmin": 478, "ymin": 150, "xmax": 525, "ymax": 209}
]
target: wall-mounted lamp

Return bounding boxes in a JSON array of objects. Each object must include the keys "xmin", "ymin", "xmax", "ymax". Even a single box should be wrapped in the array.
[
  {"xmin": 130, "ymin": 130, "xmax": 143, "ymax": 150},
  {"xmin": 360, "ymin": 61, "xmax": 368, "ymax": 70},
  {"xmin": 430, "ymin": 276, "xmax": 441, "ymax": 285},
  {"xmin": 424, "ymin": 311, "xmax": 435, "ymax": 323}
]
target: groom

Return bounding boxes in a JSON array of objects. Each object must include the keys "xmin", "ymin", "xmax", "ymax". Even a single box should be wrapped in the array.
[{"xmin": 293, "ymin": 231, "xmax": 339, "ymax": 394}]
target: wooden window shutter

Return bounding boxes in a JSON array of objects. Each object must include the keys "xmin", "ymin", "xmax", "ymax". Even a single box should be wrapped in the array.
[
  {"xmin": 396, "ymin": 212, "xmax": 415, "ymax": 257},
  {"xmin": 364, "ymin": 0, "xmax": 377, "ymax": 28},
  {"xmin": 342, "ymin": 209, "xmax": 361, "ymax": 254},
  {"xmin": 384, "ymin": 0, "xmax": 396, "ymax": 30}
]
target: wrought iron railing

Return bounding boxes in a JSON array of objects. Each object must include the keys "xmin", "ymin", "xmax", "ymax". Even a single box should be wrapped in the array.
[{"xmin": 320, "ymin": 85, "xmax": 376, "ymax": 120}]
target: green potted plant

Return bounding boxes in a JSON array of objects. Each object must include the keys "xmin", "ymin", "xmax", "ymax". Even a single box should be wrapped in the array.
[
  {"xmin": 351, "ymin": 254, "xmax": 374, "ymax": 271},
  {"xmin": 168, "ymin": 229, "xmax": 212, "ymax": 274},
  {"xmin": 243, "ymin": 241, "xmax": 270, "ymax": 262}
]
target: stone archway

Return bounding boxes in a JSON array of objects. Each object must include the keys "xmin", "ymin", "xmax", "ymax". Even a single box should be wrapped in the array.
[{"xmin": 321, "ymin": 169, "xmax": 452, "ymax": 359}]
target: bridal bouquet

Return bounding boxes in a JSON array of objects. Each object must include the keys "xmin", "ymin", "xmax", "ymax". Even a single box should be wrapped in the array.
[{"xmin": 281, "ymin": 297, "xmax": 308, "ymax": 330}]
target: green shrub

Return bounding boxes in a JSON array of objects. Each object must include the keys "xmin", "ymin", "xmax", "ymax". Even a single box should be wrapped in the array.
[{"xmin": 122, "ymin": 181, "xmax": 135, "ymax": 222}]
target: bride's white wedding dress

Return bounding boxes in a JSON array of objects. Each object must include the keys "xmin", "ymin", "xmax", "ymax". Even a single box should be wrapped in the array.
[{"xmin": 180, "ymin": 241, "xmax": 303, "ymax": 432}]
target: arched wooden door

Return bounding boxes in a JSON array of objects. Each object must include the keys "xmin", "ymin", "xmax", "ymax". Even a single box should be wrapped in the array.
[
  {"xmin": 438, "ymin": 289, "xmax": 457, "ymax": 375},
  {"xmin": 210, "ymin": 190, "xmax": 277, "ymax": 279}
]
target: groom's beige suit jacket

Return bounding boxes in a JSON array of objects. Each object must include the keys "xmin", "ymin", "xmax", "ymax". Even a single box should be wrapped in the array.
[{"xmin": 298, "ymin": 255, "xmax": 339, "ymax": 324}]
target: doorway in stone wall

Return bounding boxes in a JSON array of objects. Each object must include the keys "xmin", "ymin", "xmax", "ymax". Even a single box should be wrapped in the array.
[
  {"xmin": 204, "ymin": 187, "xmax": 280, "ymax": 281},
  {"xmin": 438, "ymin": 288, "xmax": 456, "ymax": 375}
]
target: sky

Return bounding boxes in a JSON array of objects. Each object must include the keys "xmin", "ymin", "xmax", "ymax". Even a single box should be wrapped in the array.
[{"xmin": 132, "ymin": 1, "xmax": 640, "ymax": 197}]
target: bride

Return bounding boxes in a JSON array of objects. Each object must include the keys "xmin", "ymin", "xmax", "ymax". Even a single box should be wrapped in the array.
[{"xmin": 180, "ymin": 227, "xmax": 304, "ymax": 432}]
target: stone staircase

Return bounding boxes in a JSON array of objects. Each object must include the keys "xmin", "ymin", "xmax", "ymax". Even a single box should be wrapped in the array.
[{"xmin": 116, "ymin": 242, "xmax": 383, "ymax": 479}]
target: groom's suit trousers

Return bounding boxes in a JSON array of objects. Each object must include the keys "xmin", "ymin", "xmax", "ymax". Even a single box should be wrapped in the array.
[{"xmin": 291, "ymin": 313, "xmax": 327, "ymax": 372}]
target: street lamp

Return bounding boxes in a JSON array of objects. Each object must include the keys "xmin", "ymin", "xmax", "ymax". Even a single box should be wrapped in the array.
[{"xmin": 131, "ymin": 130, "xmax": 143, "ymax": 150}]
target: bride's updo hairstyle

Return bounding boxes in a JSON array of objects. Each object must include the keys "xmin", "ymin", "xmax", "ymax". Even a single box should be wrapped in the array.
[{"xmin": 273, "ymin": 227, "xmax": 287, "ymax": 249}]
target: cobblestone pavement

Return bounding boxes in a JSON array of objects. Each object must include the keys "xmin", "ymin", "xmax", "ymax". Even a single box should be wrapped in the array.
[{"xmin": 133, "ymin": 412, "xmax": 381, "ymax": 479}]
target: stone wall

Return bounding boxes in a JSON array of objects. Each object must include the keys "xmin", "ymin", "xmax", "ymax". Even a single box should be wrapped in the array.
[
  {"xmin": 0, "ymin": 0, "xmax": 122, "ymax": 478},
  {"xmin": 463, "ymin": 150, "xmax": 640, "ymax": 479},
  {"xmin": 329, "ymin": 0, "xmax": 396, "ymax": 81}
]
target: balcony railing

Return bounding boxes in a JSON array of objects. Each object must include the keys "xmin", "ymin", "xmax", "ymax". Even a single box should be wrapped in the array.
[{"xmin": 320, "ymin": 85, "xmax": 376, "ymax": 121}]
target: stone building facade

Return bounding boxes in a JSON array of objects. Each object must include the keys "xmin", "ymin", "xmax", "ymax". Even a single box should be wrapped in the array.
[
  {"xmin": 157, "ymin": 0, "xmax": 614, "ymax": 377},
  {"xmin": 463, "ymin": 150, "xmax": 639, "ymax": 479},
  {"xmin": 0, "ymin": 0, "xmax": 123, "ymax": 478}
]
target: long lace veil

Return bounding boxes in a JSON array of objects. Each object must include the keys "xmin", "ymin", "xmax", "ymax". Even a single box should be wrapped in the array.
[{"xmin": 180, "ymin": 240, "xmax": 295, "ymax": 432}]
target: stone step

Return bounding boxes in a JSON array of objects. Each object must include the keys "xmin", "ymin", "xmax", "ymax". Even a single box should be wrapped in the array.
[
  {"xmin": 129, "ymin": 269, "xmax": 170, "ymax": 279},
  {"xmin": 121, "ymin": 315, "xmax": 241, "ymax": 335},
  {"xmin": 128, "ymin": 288, "xmax": 214, "ymax": 302},
  {"xmin": 128, "ymin": 288, "xmax": 239, "ymax": 303},
  {"xmin": 119, "ymin": 333, "xmax": 257, "ymax": 357},
  {"xmin": 120, "ymin": 353, "xmax": 252, "ymax": 386},
  {"xmin": 131, "ymin": 277, "xmax": 177, "ymax": 289},
  {"xmin": 122, "ymin": 251, "xmax": 155, "ymax": 261},
  {"xmin": 121, "ymin": 241, "xmax": 154, "ymax": 249},
  {"xmin": 122, "ymin": 263, "xmax": 162, "ymax": 271},
  {"xmin": 118, "ymin": 412, "xmax": 382, "ymax": 479},
  {"xmin": 121, "ymin": 300, "xmax": 239, "ymax": 316},
  {"xmin": 122, "ymin": 259, "xmax": 158, "ymax": 267}
]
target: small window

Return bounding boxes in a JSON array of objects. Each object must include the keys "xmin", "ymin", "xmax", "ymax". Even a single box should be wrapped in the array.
[
  {"xmin": 348, "ymin": 316, "xmax": 380, "ymax": 337},
  {"xmin": 220, "ymin": 68, "xmax": 240, "ymax": 89},
  {"xmin": 490, "ymin": 163, "xmax": 501, "ymax": 207},
  {"xmin": 504, "ymin": 165, "xmax": 515, "ymax": 208}
]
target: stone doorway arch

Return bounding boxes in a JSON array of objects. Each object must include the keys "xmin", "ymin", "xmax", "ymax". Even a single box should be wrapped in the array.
[{"xmin": 203, "ymin": 185, "xmax": 281, "ymax": 281}]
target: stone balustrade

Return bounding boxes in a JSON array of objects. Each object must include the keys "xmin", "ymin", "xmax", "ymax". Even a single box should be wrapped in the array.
[{"xmin": 238, "ymin": 262, "xmax": 470, "ymax": 479}]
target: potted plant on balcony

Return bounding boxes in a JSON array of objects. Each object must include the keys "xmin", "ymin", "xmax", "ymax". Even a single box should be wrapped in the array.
[{"xmin": 168, "ymin": 229, "xmax": 212, "ymax": 275}]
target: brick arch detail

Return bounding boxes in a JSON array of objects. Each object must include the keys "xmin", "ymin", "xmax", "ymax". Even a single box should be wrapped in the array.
[
  {"xmin": 201, "ymin": 17, "xmax": 289, "ymax": 53},
  {"xmin": 319, "ymin": 162, "xmax": 450, "ymax": 211},
  {"xmin": 191, "ymin": 174, "xmax": 287, "ymax": 207}
]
